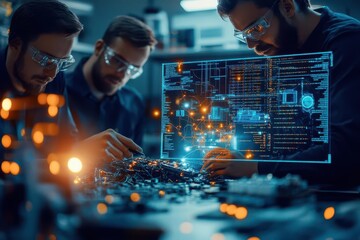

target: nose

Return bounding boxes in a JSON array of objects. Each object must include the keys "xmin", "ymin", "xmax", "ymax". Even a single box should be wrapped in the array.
[
  {"xmin": 43, "ymin": 65, "xmax": 58, "ymax": 79},
  {"xmin": 115, "ymin": 68, "xmax": 127, "ymax": 80},
  {"xmin": 246, "ymin": 38, "xmax": 259, "ymax": 49}
]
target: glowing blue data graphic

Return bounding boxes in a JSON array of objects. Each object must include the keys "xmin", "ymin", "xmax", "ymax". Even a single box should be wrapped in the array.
[{"xmin": 161, "ymin": 52, "xmax": 332, "ymax": 163}]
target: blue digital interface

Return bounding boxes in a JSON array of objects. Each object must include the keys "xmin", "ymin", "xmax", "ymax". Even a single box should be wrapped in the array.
[{"xmin": 161, "ymin": 52, "xmax": 332, "ymax": 163}]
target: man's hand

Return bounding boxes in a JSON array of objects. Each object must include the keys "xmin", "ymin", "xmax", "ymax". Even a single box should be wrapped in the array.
[
  {"xmin": 200, "ymin": 148, "xmax": 258, "ymax": 178},
  {"xmin": 73, "ymin": 129, "xmax": 143, "ymax": 166}
]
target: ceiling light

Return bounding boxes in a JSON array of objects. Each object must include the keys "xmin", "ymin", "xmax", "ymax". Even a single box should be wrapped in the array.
[{"xmin": 180, "ymin": 0, "xmax": 217, "ymax": 12}]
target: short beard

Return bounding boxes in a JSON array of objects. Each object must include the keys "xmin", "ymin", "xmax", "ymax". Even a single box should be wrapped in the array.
[
  {"xmin": 91, "ymin": 55, "xmax": 113, "ymax": 95},
  {"xmin": 13, "ymin": 48, "xmax": 44, "ymax": 95}
]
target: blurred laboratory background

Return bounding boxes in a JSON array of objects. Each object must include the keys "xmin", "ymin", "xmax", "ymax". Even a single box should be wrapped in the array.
[{"xmin": 1, "ymin": 0, "xmax": 359, "ymax": 157}]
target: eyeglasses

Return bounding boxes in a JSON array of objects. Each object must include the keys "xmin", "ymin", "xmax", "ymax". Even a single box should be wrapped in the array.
[
  {"xmin": 103, "ymin": 46, "xmax": 143, "ymax": 79},
  {"xmin": 234, "ymin": 0, "xmax": 279, "ymax": 43},
  {"xmin": 29, "ymin": 46, "xmax": 75, "ymax": 72}
]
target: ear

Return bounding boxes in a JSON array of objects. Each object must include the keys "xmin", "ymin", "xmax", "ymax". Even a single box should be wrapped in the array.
[
  {"xmin": 94, "ymin": 39, "xmax": 105, "ymax": 56},
  {"xmin": 279, "ymin": 0, "xmax": 296, "ymax": 18},
  {"xmin": 8, "ymin": 37, "xmax": 22, "ymax": 51}
]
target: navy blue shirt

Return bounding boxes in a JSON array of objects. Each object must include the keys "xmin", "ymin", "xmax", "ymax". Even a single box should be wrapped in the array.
[
  {"xmin": 65, "ymin": 57, "xmax": 145, "ymax": 146},
  {"xmin": 258, "ymin": 7, "xmax": 360, "ymax": 187}
]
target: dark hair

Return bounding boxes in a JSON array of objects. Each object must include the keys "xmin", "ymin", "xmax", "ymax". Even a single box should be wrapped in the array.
[
  {"xmin": 102, "ymin": 16, "xmax": 157, "ymax": 50},
  {"xmin": 9, "ymin": 0, "xmax": 83, "ymax": 44},
  {"xmin": 217, "ymin": 0, "xmax": 311, "ymax": 19}
]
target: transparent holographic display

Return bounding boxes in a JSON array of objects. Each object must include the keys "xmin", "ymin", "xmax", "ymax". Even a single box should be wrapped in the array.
[{"xmin": 161, "ymin": 52, "xmax": 332, "ymax": 163}]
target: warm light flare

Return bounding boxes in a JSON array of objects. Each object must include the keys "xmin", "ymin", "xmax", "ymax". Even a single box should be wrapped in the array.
[
  {"xmin": 47, "ymin": 94, "xmax": 60, "ymax": 106},
  {"xmin": 1, "ymin": 161, "xmax": 10, "ymax": 174},
  {"xmin": 10, "ymin": 162, "xmax": 20, "ymax": 175},
  {"xmin": 2, "ymin": 98, "xmax": 12, "ymax": 111},
  {"xmin": 159, "ymin": 190, "xmax": 166, "ymax": 197},
  {"xmin": 67, "ymin": 157, "xmax": 83, "ymax": 173},
  {"xmin": 49, "ymin": 161, "xmax": 60, "ymax": 175},
  {"xmin": 37, "ymin": 93, "xmax": 48, "ymax": 105},
  {"xmin": 1, "ymin": 134, "xmax": 12, "ymax": 148},
  {"xmin": 32, "ymin": 131, "xmax": 44, "ymax": 144},
  {"xmin": 130, "ymin": 192, "xmax": 141, "ymax": 202},
  {"xmin": 226, "ymin": 204, "xmax": 237, "ymax": 215},
  {"xmin": 324, "ymin": 206, "xmax": 335, "ymax": 220},
  {"xmin": 219, "ymin": 203, "xmax": 228, "ymax": 213},
  {"xmin": 97, "ymin": 203, "xmax": 108, "ymax": 215},
  {"xmin": 1, "ymin": 109, "xmax": 9, "ymax": 119},
  {"xmin": 248, "ymin": 237, "xmax": 260, "ymax": 240},
  {"xmin": 105, "ymin": 195, "xmax": 115, "ymax": 204},
  {"xmin": 48, "ymin": 106, "xmax": 58, "ymax": 117},
  {"xmin": 211, "ymin": 233, "xmax": 225, "ymax": 240},
  {"xmin": 153, "ymin": 109, "xmax": 160, "ymax": 118},
  {"xmin": 235, "ymin": 207, "xmax": 248, "ymax": 220}
]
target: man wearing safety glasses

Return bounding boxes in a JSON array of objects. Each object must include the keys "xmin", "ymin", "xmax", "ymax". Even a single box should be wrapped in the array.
[
  {"xmin": 1, "ymin": 1, "xmax": 145, "ymax": 172},
  {"xmin": 202, "ymin": 0, "xmax": 360, "ymax": 187},
  {"xmin": 65, "ymin": 16, "xmax": 157, "ymax": 147}
]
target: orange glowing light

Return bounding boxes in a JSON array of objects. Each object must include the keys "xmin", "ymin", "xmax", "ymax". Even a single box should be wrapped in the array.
[
  {"xmin": 236, "ymin": 75, "xmax": 242, "ymax": 81},
  {"xmin": 105, "ymin": 195, "xmax": 115, "ymax": 204},
  {"xmin": 21, "ymin": 128, "xmax": 25, "ymax": 137},
  {"xmin": 1, "ymin": 134, "xmax": 12, "ymax": 148},
  {"xmin": 49, "ymin": 161, "xmax": 60, "ymax": 175},
  {"xmin": 1, "ymin": 161, "xmax": 10, "ymax": 174},
  {"xmin": 226, "ymin": 204, "xmax": 237, "ymax": 215},
  {"xmin": 153, "ymin": 109, "xmax": 160, "ymax": 118},
  {"xmin": 10, "ymin": 162, "xmax": 20, "ymax": 175},
  {"xmin": 2, "ymin": 98, "xmax": 12, "ymax": 111},
  {"xmin": 48, "ymin": 106, "xmax": 58, "ymax": 117},
  {"xmin": 324, "ymin": 206, "xmax": 335, "ymax": 220},
  {"xmin": 202, "ymin": 107, "xmax": 207, "ymax": 113},
  {"xmin": 207, "ymin": 124, "xmax": 212, "ymax": 129},
  {"xmin": 177, "ymin": 62, "xmax": 183, "ymax": 72},
  {"xmin": 245, "ymin": 151, "xmax": 254, "ymax": 159},
  {"xmin": 73, "ymin": 177, "xmax": 81, "ymax": 184},
  {"xmin": 1, "ymin": 109, "xmax": 9, "ymax": 119},
  {"xmin": 219, "ymin": 123, "xmax": 223, "ymax": 128},
  {"xmin": 130, "ymin": 192, "xmax": 141, "ymax": 202},
  {"xmin": 47, "ymin": 94, "xmax": 60, "ymax": 106},
  {"xmin": 211, "ymin": 233, "xmax": 225, "ymax": 240},
  {"xmin": 32, "ymin": 131, "xmax": 44, "ymax": 144},
  {"xmin": 219, "ymin": 203, "xmax": 228, "ymax": 213},
  {"xmin": 97, "ymin": 203, "xmax": 108, "ymax": 215},
  {"xmin": 235, "ymin": 207, "xmax": 248, "ymax": 220},
  {"xmin": 190, "ymin": 111, "xmax": 195, "ymax": 116},
  {"xmin": 159, "ymin": 190, "xmax": 166, "ymax": 197},
  {"xmin": 37, "ymin": 93, "xmax": 47, "ymax": 105},
  {"xmin": 67, "ymin": 157, "xmax": 83, "ymax": 173},
  {"xmin": 248, "ymin": 237, "xmax": 260, "ymax": 240}
]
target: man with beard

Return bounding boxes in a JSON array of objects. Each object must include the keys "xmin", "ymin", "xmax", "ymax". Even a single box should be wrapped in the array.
[
  {"xmin": 0, "ymin": 1, "xmax": 143, "ymax": 175},
  {"xmin": 65, "ymin": 16, "xmax": 156, "ymax": 147},
  {"xmin": 201, "ymin": 0, "xmax": 360, "ymax": 187}
]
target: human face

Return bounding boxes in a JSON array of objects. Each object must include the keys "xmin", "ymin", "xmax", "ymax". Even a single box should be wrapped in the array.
[
  {"xmin": 91, "ymin": 37, "xmax": 150, "ymax": 96},
  {"xmin": 13, "ymin": 33, "xmax": 76, "ymax": 94},
  {"xmin": 229, "ymin": 1, "xmax": 298, "ymax": 56}
]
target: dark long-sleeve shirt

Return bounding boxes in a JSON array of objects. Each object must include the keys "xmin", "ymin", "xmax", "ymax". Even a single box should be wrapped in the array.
[
  {"xmin": 65, "ymin": 57, "xmax": 145, "ymax": 146},
  {"xmin": 258, "ymin": 7, "xmax": 360, "ymax": 187}
]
